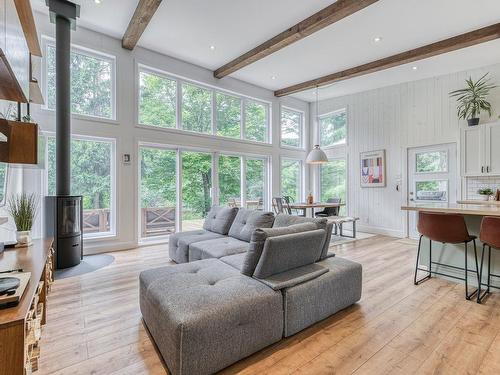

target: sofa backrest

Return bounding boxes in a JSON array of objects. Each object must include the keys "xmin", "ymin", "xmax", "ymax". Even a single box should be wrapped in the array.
[
  {"xmin": 253, "ymin": 229, "xmax": 326, "ymax": 279},
  {"xmin": 273, "ymin": 214, "xmax": 333, "ymax": 260},
  {"xmin": 203, "ymin": 206, "xmax": 239, "ymax": 235},
  {"xmin": 240, "ymin": 222, "xmax": 318, "ymax": 276},
  {"xmin": 228, "ymin": 208, "xmax": 275, "ymax": 242}
]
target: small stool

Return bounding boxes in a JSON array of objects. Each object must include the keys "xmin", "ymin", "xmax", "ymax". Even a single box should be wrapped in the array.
[
  {"xmin": 477, "ymin": 216, "xmax": 500, "ymax": 303},
  {"xmin": 414, "ymin": 212, "xmax": 480, "ymax": 300}
]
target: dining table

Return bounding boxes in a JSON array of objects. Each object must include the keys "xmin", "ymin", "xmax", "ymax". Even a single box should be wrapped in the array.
[{"xmin": 288, "ymin": 202, "xmax": 345, "ymax": 217}]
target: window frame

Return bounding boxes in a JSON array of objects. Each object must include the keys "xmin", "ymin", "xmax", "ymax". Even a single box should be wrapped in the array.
[
  {"xmin": 44, "ymin": 132, "xmax": 117, "ymax": 240},
  {"xmin": 280, "ymin": 157, "xmax": 304, "ymax": 202},
  {"xmin": 280, "ymin": 105, "xmax": 304, "ymax": 150},
  {"xmin": 135, "ymin": 63, "xmax": 271, "ymax": 145},
  {"xmin": 318, "ymin": 157, "xmax": 348, "ymax": 212},
  {"xmin": 318, "ymin": 108, "xmax": 347, "ymax": 149},
  {"xmin": 41, "ymin": 36, "xmax": 117, "ymax": 123},
  {"xmin": 0, "ymin": 163, "xmax": 8, "ymax": 207}
]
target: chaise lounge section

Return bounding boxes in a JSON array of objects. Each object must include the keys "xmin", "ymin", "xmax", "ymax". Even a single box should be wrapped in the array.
[{"xmin": 142, "ymin": 207, "xmax": 362, "ymax": 375}]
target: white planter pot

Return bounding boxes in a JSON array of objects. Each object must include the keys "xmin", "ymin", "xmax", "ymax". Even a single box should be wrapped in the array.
[
  {"xmin": 16, "ymin": 230, "xmax": 32, "ymax": 247},
  {"xmin": 478, "ymin": 195, "xmax": 490, "ymax": 201}
]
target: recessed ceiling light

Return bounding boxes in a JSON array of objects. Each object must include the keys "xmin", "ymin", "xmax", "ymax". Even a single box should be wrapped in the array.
[
  {"xmin": 209, "ymin": 45, "xmax": 216, "ymax": 51},
  {"xmin": 271, "ymin": 75, "xmax": 277, "ymax": 80},
  {"xmin": 373, "ymin": 36, "xmax": 382, "ymax": 43},
  {"xmin": 95, "ymin": 0, "xmax": 102, "ymax": 4},
  {"xmin": 412, "ymin": 66, "xmax": 418, "ymax": 70}
]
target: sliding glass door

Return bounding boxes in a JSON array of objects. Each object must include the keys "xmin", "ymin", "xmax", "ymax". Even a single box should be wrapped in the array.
[
  {"xmin": 246, "ymin": 158, "xmax": 266, "ymax": 210},
  {"xmin": 181, "ymin": 151, "xmax": 213, "ymax": 231},
  {"xmin": 218, "ymin": 155, "xmax": 242, "ymax": 207}
]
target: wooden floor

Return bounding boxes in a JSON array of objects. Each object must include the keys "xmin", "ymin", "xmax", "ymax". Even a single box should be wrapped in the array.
[{"xmin": 39, "ymin": 236, "xmax": 500, "ymax": 375}]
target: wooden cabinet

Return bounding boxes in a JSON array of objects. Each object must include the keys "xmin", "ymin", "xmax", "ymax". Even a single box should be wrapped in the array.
[
  {"xmin": 0, "ymin": 239, "xmax": 54, "ymax": 375},
  {"xmin": 461, "ymin": 122, "xmax": 500, "ymax": 176}
]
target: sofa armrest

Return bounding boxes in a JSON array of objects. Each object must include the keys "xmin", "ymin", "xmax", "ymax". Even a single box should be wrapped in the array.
[{"xmin": 256, "ymin": 263, "xmax": 328, "ymax": 291}]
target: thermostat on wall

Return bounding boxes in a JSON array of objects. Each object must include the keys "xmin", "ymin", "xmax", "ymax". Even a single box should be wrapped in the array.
[{"xmin": 123, "ymin": 154, "xmax": 131, "ymax": 165}]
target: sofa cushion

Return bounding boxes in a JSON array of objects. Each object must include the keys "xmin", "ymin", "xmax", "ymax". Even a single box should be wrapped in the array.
[
  {"xmin": 168, "ymin": 230, "xmax": 225, "ymax": 264},
  {"xmin": 228, "ymin": 208, "xmax": 274, "ymax": 242},
  {"xmin": 189, "ymin": 237, "xmax": 248, "ymax": 261},
  {"xmin": 273, "ymin": 214, "xmax": 332, "ymax": 260},
  {"xmin": 203, "ymin": 206, "xmax": 239, "ymax": 235},
  {"xmin": 257, "ymin": 263, "xmax": 328, "ymax": 291},
  {"xmin": 139, "ymin": 259, "xmax": 283, "ymax": 375},
  {"xmin": 253, "ymin": 229, "xmax": 326, "ymax": 279},
  {"xmin": 240, "ymin": 222, "xmax": 317, "ymax": 276},
  {"xmin": 220, "ymin": 253, "xmax": 246, "ymax": 271}
]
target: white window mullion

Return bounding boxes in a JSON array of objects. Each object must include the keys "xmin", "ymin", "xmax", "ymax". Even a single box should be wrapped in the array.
[
  {"xmin": 241, "ymin": 156, "xmax": 247, "ymax": 208},
  {"xmin": 212, "ymin": 91, "xmax": 217, "ymax": 136},
  {"xmin": 176, "ymin": 149, "xmax": 182, "ymax": 232},
  {"xmin": 177, "ymin": 81, "xmax": 182, "ymax": 130}
]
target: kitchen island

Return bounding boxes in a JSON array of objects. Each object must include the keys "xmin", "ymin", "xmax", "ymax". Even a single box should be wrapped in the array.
[{"xmin": 401, "ymin": 202, "xmax": 500, "ymax": 291}]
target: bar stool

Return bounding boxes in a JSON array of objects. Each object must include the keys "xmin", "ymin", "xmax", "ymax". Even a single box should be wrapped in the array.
[
  {"xmin": 477, "ymin": 216, "xmax": 500, "ymax": 303},
  {"xmin": 414, "ymin": 212, "xmax": 480, "ymax": 300}
]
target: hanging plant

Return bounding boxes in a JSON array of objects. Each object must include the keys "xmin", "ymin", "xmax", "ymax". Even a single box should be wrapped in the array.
[{"xmin": 449, "ymin": 73, "xmax": 497, "ymax": 126}]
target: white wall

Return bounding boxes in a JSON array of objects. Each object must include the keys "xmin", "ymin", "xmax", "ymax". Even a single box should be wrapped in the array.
[
  {"xmin": 311, "ymin": 62, "xmax": 500, "ymax": 237},
  {"xmin": 21, "ymin": 12, "xmax": 311, "ymax": 253}
]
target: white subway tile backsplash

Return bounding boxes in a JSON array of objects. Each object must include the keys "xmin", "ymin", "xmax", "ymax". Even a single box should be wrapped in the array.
[{"xmin": 466, "ymin": 176, "xmax": 500, "ymax": 199}]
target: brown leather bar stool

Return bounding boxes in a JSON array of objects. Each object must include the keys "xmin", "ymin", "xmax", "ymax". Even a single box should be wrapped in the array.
[
  {"xmin": 414, "ymin": 212, "xmax": 480, "ymax": 300},
  {"xmin": 477, "ymin": 216, "xmax": 500, "ymax": 303}
]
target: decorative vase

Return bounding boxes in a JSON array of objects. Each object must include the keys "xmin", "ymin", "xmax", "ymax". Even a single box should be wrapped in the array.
[
  {"xmin": 467, "ymin": 118, "xmax": 480, "ymax": 126},
  {"xmin": 16, "ymin": 230, "xmax": 32, "ymax": 247}
]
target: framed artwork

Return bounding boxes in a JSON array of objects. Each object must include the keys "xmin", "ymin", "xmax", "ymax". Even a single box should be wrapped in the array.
[{"xmin": 360, "ymin": 150, "xmax": 386, "ymax": 188}]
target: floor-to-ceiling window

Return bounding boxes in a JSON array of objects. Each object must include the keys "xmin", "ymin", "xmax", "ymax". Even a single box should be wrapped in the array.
[
  {"xmin": 319, "ymin": 158, "xmax": 347, "ymax": 214},
  {"xmin": 218, "ymin": 155, "xmax": 242, "ymax": 207},
  {"xmin": 280, "ymin": 158, "xmax": 303, "ymax": 202},
  {"xmin": 246, "ymin": 158, "xmax": 266, "ymax": 210},
  {"xmin": 139, "ymin": 146, "xmax": 177, "ymax": 238},
  {"xmin": 47, "ymin": 136, "xmax": 115, "ymax": 237}
]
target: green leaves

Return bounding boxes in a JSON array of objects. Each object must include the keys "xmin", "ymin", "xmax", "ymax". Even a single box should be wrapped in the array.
[
  {"xmin": 8, "ymin": 193, "xmax": 39, "ymax": 231},
  {"xmin": 449, "ymin": 73, "xmax": 497, "ymax": 120}
]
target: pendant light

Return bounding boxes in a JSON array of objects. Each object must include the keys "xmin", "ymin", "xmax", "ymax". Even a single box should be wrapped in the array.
[{"xmin": 306, "ymin": 86, "xmax": 328, "ymax": 164}]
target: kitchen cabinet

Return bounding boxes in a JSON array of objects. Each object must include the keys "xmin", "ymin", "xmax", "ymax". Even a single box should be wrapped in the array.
[{"xmin": 461, "ymin": 121, "xmax": 500, "ymax": 176}]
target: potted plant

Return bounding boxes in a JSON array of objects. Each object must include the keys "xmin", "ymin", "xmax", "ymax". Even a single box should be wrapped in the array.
[
  {"xmin": 449, "ymin": 73, "xmax": 497, "ymax": 126},
  {"xmin": 477, "ymin": 188, "xmax": 494, "ymax": 201},
  {"xmin": 7, "ymin": 193, "xmax": 39, "ymax": 247}
]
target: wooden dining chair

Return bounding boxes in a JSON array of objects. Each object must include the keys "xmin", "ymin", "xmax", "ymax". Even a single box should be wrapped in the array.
[
  {"xmin": 272, "ymin": 197, "xmax": 291, "ymax": 215},
  {"xmin": 283, "ymin": 196, "xmax": 305, "ymax": 217}
]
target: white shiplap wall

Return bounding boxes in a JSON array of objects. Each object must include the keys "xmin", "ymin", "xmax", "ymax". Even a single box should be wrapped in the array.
[{"xmin": 311, "ymin": 62, "xmax": 500, "ymax": 237}]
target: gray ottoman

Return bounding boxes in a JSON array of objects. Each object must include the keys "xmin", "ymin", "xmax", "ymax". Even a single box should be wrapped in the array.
[
  {"xmin": 139, "ymin": 259, "xmax": 283, "ymax": 375},
  {"xmin": 282, "ymin": 256, "xmax": 362, "ymax": 337}
]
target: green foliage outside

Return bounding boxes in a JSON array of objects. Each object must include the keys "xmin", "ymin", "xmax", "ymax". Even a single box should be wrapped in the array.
[
  {"xmin": 182, "ymin": 152, "xmax": 212, "ymax": 220},
  {"xmin": 219, "ymin": 155, "xmax": 241, "ymax": 206},
  {"xmin": 140, "ymin": 148, "xmax": 176, "ymax": 208},
  {"xmin": 416, "ymin": 151, "xmax": 447, "ymax": 173},
  {"xmin": 47, "ymin": 45, "xmax": 112, "ymax": 119},
  {"xmin": 139, "ymin": 71, "xmax": 176, "ymax": 128},
  {"xmin": 246, "ymin": 159, "xmax": 265, "ymax": 204},
  {"xmin": 217, "ymin": 93, "xmax": 241, "ymax": 138},
  {"xmin": 281, "ymin": 160, "xmax": 301, "ymax": 202},
  {"xmin": 320, "ymin": 159, "xmax": 346, "ymax": 214},
  {"xmin": 281, "ymin": 109, "xmax": 301, "ymax": 147},
  {"xmin": 47, "ymin": 137, "xmax": 111, "ymax": 210},
  {"xmin": 245, "ymin": 100, "xmax": 267, "ymax": 142},
  {"xmin": 0, "ymin": 163, "xmax": 6, "ymax": 203},
  {"xmin": 320, "ymin": 110, "xmax": 346, "ymax": 147},
  {"xmin": 182, "ymin": 83, "xmax": 212, "ymax": 134}
]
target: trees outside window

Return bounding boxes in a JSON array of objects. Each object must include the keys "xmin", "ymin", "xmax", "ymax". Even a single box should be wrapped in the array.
[
  {"xmin": 245, "ymin": 100, "xmax": 267, "ymax": 142},
  {"xmin": 47, "ymin": 136, "xmax": 114, "ymax": 235},
  {"xmin": 320, "ymin": 159, "xmax": 346, "ymax": 214},
  {"xmin": 216, "ymin": 93, "xmax": 241, "ymax": 138},
  {"xmin": 218, "ymin": 155, "xmax": 241, "ymax": 206},
  {"xmin": 139, "ymin": 71, "xmax": 176, "ymax": 128},
  {"xmin": 46, "ymin": 44, "xmax": 114, "ymax": 119},
  {"xmin": 182, "ymin": 83, "xmax": 212, "ymax": 134},
  {"xmin": 320, "ymin": 109, "xmax": 346, "ymax": 147},
  {"xmin": 281, "ymin": 159, "xmax": 302, "ymax": 202},
  {"xmin": 246, "ymin": 158, "xmax": 266, "ymax": 209},
  {"xmin": 281, "ymin": 108, "xmax": 302, "ymax": 148}
]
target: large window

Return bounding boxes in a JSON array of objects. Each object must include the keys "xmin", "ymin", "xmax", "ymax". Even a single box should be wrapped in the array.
[
  {"xmin": 246, "ymin": 158, "xmax": 266, "ymax": 210},
  {"xmin": 244, "ymin": 100, "xmax": 268, "ymax": 142},
  {"xmin": 139, "ymin": 70, "xmax": 176, "ymax": 128},
  {"xmin": 46, "ymin": 43, "xmax": 115, "ymax": 120},
  {"xmin": 0, "ymin": 163, "xmax": 7, "ymax": 205},
  {"xmin": 140, "ymin": 147, "xmax": 177, "ymax": 238},
  {"xmin": 320, "ymin": 159, "xmax": 347, "ymax": 213},
  {"xmin": 219, "ymin": 155, "xmax": 242, "ymax": 206},
  {"xmin": 216, "ymin": 93, "xmax": 241, "ymax": 138},
  {"xmin": 181, "ymin": 83, "xmax": 212, "ymax": 134},
  {"xmin": 47, "ymin": 136, "xmax": 115, "ymax": 236},
  {"xmin": 281, "ymin": 158, "xmax": 303, "ymax": 203},
  {"xmin": 319, "ymin": 109, "xmax": 347, "ymax": 148},
  {"xmin": 281, "ymin": 108, "xmax": 303, "ymax": 148}
]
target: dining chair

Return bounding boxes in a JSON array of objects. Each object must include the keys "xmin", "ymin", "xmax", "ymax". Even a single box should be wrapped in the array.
[
  {"xmin": 315, "ymin": 198, "xmax": 341, "ymax": 218},
  {"xmin": 283, "ymin": 196, "xmax": 305, "ymax": 217},
  {"xmin": 477, "ymin": 216, "xmax": 500, "ymax": 303},
  {"xmin": 272, "ymin": 197, "xmax": 291, "ymax": 215}
]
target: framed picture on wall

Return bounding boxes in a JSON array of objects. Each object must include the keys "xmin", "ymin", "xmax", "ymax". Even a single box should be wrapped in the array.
[{"xmin": 360, "ymin": 150, "xmax": 386, "ymax": 188}]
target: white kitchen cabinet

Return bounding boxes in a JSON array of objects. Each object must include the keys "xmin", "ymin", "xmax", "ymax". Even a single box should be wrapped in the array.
[{"xmin": 461, "ymin": 121, "xmax": 500, "ymax": 176}]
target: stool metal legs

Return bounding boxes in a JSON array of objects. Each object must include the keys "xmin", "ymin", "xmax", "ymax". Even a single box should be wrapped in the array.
[
  {"xmin": 477, "ymin": 244, "xmax": 492, "ymax": 303},
  {"xmin": 414, "ymin": 236, "xmax": 480, "ymax": 300}
]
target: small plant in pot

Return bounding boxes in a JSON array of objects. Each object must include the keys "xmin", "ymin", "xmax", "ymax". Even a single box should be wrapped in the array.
[
  {"xmin": 7, "ymin": 193, "xmax": 39, "ymax": 247},
  {"xmin": 449, "ymin": 73, "xmax": 497, "ymax": 126},
  {"xmin": 477, "ymin": 188, "xmax": 494, "ymax": 201}
]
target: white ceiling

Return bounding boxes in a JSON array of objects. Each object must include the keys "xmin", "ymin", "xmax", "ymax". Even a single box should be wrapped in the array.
[{"xmin": 31, "ymin": 0, "xmax": 500, "ymax": 102}]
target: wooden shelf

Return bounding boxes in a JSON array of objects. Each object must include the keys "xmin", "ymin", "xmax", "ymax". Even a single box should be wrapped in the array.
[
  {"xmin": 0, "ymin": 48, "xmax": 28, "ymax": 103},
  {"xmin": 0, "ymin": 118, "xmax": 38, "ymax": 164},
  {"xmin": 13, "ymin": 0, "xmax": 42, "ymax": 57}
]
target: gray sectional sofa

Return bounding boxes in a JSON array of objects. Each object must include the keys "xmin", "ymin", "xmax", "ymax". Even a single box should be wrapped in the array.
[{"xmin": 140, "ymin": 206, "xmax": 362, "ymax": 375}]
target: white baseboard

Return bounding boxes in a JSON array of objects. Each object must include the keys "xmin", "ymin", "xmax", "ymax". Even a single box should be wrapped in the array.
[
  {"xmin": 83, "ymin": 240, "xmax": 138, "ymax": 255},
  {"xmin": 356, "ymin": 224, "xmax": 405, "ymax": 238}
]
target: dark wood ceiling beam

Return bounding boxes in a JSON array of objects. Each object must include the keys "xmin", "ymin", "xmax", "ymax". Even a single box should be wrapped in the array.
[
  {"xmin": 274, "ymin": 23, "xmax": 500, "ymax": 97},
  {"xmin": 214, "ymin": 0, "xmax": 379, "ymax": 79},
  {"xmin": 122, "ymin": 0, "xmax": 163, "ymax": 50}
]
